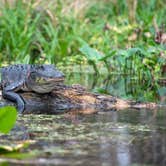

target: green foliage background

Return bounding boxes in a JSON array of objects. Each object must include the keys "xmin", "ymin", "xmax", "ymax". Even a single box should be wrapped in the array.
[{"xmin": 0, "ymin": 0, "xmax": 165, "ymax": 77}]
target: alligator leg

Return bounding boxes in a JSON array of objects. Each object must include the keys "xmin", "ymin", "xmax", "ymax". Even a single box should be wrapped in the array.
[{"xmin": 2, "ymin": 91, "xmax": 25, "ymax": 113}]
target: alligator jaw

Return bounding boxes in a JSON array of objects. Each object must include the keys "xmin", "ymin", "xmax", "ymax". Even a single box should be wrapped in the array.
[{"xmin": 47, "ymin": 77, "xmax": 65, "ymax": 82}]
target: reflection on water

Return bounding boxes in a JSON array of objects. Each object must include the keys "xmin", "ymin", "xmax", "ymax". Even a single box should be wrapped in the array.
[
  {"xmin": 65, "ymin": 71, "xmax": 166, "ymax": 103},
  {"xmin": 0, "ymin": 72, "xmax": 166, "ymax": 166}
]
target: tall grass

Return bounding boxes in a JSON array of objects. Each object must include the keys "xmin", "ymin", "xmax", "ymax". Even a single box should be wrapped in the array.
[
  {"xmin": 0, "ymin": 0, "xmax": 40, "ymax": 63},
  {"xmin": 0, "ymin": 0, "xmax": 93, "ymax": 64}
]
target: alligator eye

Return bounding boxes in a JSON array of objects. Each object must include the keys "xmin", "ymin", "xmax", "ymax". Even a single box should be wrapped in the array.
[
  {"xmin": 30, "ymin": 72, "xmax": 36, "ymax": 79},
  {"xmin": 37, "ymin": 77, "xmax": 45, "ymax": 83}
]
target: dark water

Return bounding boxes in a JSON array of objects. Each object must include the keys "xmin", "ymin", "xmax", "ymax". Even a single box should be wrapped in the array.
[
  {"xmin": 0, "ymin": 109, "xmax": 166, "ymax": 166},
  {"xmin": 0, "ymin": 72, "xmax": 166, "ymax": 166}
]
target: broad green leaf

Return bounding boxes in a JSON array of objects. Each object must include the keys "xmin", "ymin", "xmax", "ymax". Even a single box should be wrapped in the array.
[
  {"xmin": 128, "ymin": 47, "xmax": 142, "ymax": 56},
  {"xmin": 79, "ymin": 44, "xmax": 104, "ymax": 61},
  {"xmin": 117, "ymin": 48, "xmax": 143, "ymax": 59},
  {"xmin": 100, "ymin": 50, "xmax": 116, "ymax": 61},
  {"xmin": 0, "ymin": 106, "xmax": 17, "ymax": 134},
  {"xmin": 117, "ymin": 49, "xmax": 128, "ymax": 57}
]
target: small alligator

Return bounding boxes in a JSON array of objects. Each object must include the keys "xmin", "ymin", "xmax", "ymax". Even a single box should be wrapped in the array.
[{"xmin": 0, "ymin": 64, "xmax": 64, "ymax": 113}]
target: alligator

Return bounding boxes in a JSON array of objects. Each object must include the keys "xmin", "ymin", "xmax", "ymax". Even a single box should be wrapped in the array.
[
  {"xmin": 0, "ymin": 64, "xmax": 165, "ymax": 114},
  {"xmin": 0, "ymin": 64, "xmax": 64, "ymax": 113}
]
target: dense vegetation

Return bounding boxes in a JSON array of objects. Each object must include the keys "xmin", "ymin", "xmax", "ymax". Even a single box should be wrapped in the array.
[{"xmin": 0, "ymin": 0, "xmax": 165, "ymax": 77}]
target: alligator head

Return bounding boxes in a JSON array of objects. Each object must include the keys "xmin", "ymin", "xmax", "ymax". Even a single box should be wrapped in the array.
[{"xmin": 27, "ymin": 65, "xmax": 65, "ymax": 93}]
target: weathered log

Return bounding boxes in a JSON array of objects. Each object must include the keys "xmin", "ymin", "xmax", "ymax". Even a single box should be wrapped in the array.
[{"xmin": 0, "ymin": 84, "xmax": 163, "ymax": 114}]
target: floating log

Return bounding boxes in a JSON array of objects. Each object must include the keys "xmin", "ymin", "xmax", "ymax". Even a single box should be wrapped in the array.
[{"xmin": 0, "ymin": 84, "xmax": 163, "ymax": 114}]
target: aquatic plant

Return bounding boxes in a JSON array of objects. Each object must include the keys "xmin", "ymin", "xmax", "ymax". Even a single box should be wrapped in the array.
[{"xmin": 0, "ymin": 106, "xmax": 17, "ymax": 134}]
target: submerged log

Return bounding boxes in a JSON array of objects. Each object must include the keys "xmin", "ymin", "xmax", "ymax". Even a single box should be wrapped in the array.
[{"xmin": 0, "ymin": 84, "xmax": 163, "ymax": 114}]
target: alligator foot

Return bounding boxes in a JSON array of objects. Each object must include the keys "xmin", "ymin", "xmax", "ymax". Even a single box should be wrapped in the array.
[{"xmin": 2, "ymin": 91, "xmax": 25, "ymax": 113}]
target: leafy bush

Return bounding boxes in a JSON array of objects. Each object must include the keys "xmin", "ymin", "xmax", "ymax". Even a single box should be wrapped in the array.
[{"xmin": 79, "ymin": 43, "xmax": 166, "ymax": 81}]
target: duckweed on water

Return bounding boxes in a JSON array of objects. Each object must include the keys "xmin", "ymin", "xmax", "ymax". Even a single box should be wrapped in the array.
[
  {"xmin": 0, "ymin": 109, "xmax": 166, "ymax": 166},
  {"xmin": 14, "ymin": 114, "xmax": 159, "ymax": 143}
]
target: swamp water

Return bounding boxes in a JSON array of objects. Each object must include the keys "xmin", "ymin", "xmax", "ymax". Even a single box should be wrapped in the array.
[{"xmin": 0, "ymin": 71, "xmax": 166, "ymax": 166}]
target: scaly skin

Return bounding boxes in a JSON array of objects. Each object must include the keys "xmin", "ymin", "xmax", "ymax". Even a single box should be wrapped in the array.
[{"xmin": 0, "ymin": 64, "xmax": 64, "ymax": 113}]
